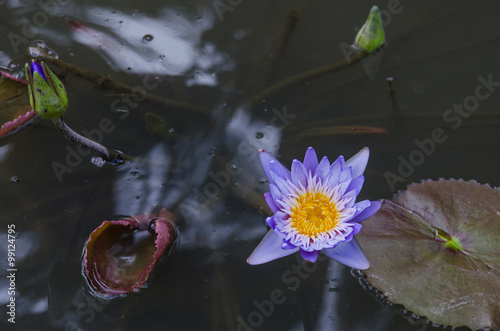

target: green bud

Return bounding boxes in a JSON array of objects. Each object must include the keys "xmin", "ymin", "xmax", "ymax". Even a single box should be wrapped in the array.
[
  {"xmin": 25, "ymin": 60, "xmax": 68, "ymax": 119},
  {"xmin": 353, "ymin": 6, "xmax": 386, "ymax": 54}
]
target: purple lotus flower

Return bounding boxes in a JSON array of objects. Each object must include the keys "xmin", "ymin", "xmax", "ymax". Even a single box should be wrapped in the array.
[{"xmin": 247, "ymin": 147, "xmax": 381, "ymax": 269}]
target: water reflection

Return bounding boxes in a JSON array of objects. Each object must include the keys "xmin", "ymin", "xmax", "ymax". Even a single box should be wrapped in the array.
[
  {"xmin": 1, "ymin": 0, "xmax": 499, "ymax": 329},
  {"xmin": 70, "ymin": 7, "xmax": 233, "ymax": 85},
  {"xmin": 0, "ymin": 144, "xmax": 12, "ymax": 161},
  {"xmin": 0, "ymin": 230, "xmax": 42, "ymax": 316},
  {"xmin": 113, "ymin": 106, "xmax": 281, "ymax": 250},
  {"xmin": 114, "ymin": 143, "xmax": 172, "ymax": 217}
]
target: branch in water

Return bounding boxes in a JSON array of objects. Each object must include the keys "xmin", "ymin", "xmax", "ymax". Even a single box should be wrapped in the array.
[
  {"xmin": 29, "ymin": 47, "xmax": 212, "ymax": 116},
  {"xmin": 244, "ymin": 52, "xmax": 368, "ymax": 109},
  {"xmin": 52, "ymin": 117, "xmax": 125, "ymax": 164}
]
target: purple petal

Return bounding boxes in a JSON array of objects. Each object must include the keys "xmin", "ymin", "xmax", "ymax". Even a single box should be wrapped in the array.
[
  {"xmin": 341, "ymin": 189, "xmax": 358, "ymax": 208},
  {"xmin": 349, "ymin": 200, "xmax": 370, "ymax": 218},
  {"xmin": 291, "ymin": 160, "xmax": 307, "ymax": 188},
  {"xmin": 269, "ymin": 183, "xmax": 283, "ymax": 201},
  {"xmin": 352, "ymin": 223, "xmax": 362, "ymax": 235},
  {"xmin": 273, "ymin": 227, "xmax": 288, "ymax": 239},
  {"xmin": 345, "ymin": 147, "xmax": 369, "ymax": 178},
  {"xmin": 265, "ymin": 215, "xmax": 277, "ymax": 228},
  {"xmin": 303, "ymin": 147, "xmax": 318, "ymax": 175},
  {"xmin": 247, "ymin": 229, "xmax": 299, "ymax": 265},
  {"xmin": 349, "ymin": 200, "xmax": 381, "ymax": 223},
  {"xmin": 323, "ymin": 238, "xmax": 370, "ymax": 269},
  {"xmin": 259, "ymin": 150, "xmax": 281, "ymax": 186},
  {"xmin": 337, "ymin": 180, "xmax": 351, "ymax": 196},
  {"xmin": 344, "ymin": 232, "xmax": 354, "ymax": 242},
  {"xmin": 346, "ymin": 175, "xmax": 365, "ymax": 195},
  {"xmin": 264, "ymin": 192, "xmax": 280, "ymax": 213},
  {"xmin": 31, "ymin": 61, "xmax": 46, "ymax": 80},
  {"xmin": 300, "ymin": 249, "xmax": 319, "ymax": 263},
  {"xmin": 274, "ymin": 176, "xmax": 292, "ymax": 196},
  {"xmin": 281, "ymin": 238, "xmax": 297, "ymax": 250},
  {"xmin": 328, "ymin": 156, "xmax": 344, "ymax": 185},
  {"xmin": 315, "ymin": 156, "xmax": 330, "ymax": 181},
  {"xmin": 339, "ymin": 167, "xmax": 352, "ymax": 183},
  {"xmin": 269, "ymin": 159, "xmax": 291, "ymax": 181}
]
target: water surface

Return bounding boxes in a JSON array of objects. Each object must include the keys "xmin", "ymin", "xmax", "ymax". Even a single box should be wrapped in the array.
[{"xmin": 0, "ymin": 0, "xmax": 499, "ymax": 330}]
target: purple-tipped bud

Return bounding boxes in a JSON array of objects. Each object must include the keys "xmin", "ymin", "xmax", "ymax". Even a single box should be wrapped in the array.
[
  {"xmin": 24, "ymin": 59, "xmax": 67, "ymax": 119},
  {"xmin": 30, "ymin": 60, "xmax": 46, "ymax": 80}
]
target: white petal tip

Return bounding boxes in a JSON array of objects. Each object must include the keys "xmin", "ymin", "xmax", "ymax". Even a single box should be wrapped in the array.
[
  {"xmin": 247, "ymin": 230, "xmax": 298, "ymax": 265},
  {"xmin": 346, "ymin": 147, "xmax": 370, "ymax": 178}
]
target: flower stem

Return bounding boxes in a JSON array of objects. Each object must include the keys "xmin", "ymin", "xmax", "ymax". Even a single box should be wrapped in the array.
[
  {"xmin": 243, "ymin": 51, "xmax": 369, "ymax": 109},
  {"xmin": 51, "ymin": 117, "xmax": 125, "ymax": 164}
]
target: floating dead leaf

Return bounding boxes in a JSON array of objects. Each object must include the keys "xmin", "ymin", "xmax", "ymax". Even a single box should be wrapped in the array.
[
  {"xmin": 83, "ymin": 211, "xmax": 177, "ymax": 296},
  {"xmin": 357, "ymin": 179, "xmax": 500, "ymax": 330}
]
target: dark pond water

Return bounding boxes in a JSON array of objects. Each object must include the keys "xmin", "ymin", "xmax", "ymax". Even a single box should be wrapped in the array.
[{"xmin": 0, "ymin": 0, "xmax": 499, "ymax": 330}]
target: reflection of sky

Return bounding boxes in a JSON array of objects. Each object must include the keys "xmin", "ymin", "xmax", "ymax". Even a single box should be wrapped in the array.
[
  {"xmin": 71, "ymin": 7, "xmax": 233, "ymax": 86},
  {"xmin": 0, "ymin": 144, "xmax": 12, "ymax": 162},
  {"xmin": 113, "ymin": 108, "xmax": 282, "ymax": 250},
  {"xmin": 113, "ymin": 143, "xmax": 172, "ymax": 218},
  {"xmin": 0, "ymin": 3, "xmax": 234, "ymax": 86},
  {"xmin": 0, "ymin": 51, "xmax": 12, "ymax": 70},
  {"xmin": 0, "ymin": 230, "xmax": 39, "ymax": 307}
]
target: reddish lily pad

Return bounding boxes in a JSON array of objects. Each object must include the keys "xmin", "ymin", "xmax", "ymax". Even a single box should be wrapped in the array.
[
  {"xmin": 83, "ymin": 211, "xmax": 177, "ymax": 296},
  {"xmin": 357, "ymin": 179, "xmax": 500, "ymax": 330},
  {"xmin": 0, "ymin": 70, "xmax": 37, "ymax": 137}
]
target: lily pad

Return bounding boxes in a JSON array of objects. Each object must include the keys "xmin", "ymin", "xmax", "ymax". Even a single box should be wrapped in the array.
[
  {"xmin": 0, "ymin": 70, "xmax": 37, "ymax": 137},
  {"xmin": 357, "ymin": 179, "xmax": 500, "ymax": 330},
  {"xmin": 83, "ymin": 211, "xmax": 177, "ymax": 296}
]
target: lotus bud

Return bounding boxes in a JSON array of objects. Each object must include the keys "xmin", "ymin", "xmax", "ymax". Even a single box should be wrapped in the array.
[
  {"xmin": 24, "ymin": 60, "xmax": 68, "ymax": 119},
  {"xmin": 353, "ymin": 6, "xmax": 386, "ymax": 54}
]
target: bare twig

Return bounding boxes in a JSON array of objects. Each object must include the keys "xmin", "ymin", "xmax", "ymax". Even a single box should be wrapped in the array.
[{"xmin": 52, "ymin": 117, "xmax": 127, "ymax": 163}]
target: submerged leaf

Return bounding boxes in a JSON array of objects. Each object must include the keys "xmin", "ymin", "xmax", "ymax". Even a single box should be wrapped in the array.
[
  {"xmin": 0, "ymin": 70, "xmax": 37, "ymax": 137},
  {"xmin": 357, "ymin": 179, "xmax": 500, "ymax": 330},
  {"xmin": 83, "ymin": 211, "xmax": 177, "ymax": 296},
  {"xmin": 286, "ymin": 125, "xmax": 386, "ymax": 143},
  {"xmin": 145, "ymin": 112, "xmax": 169, "ymax": 136}
]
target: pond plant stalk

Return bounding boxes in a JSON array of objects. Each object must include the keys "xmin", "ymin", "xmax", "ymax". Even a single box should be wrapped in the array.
[
  {"xmin": 27, "ymin": 46, "xmax": 212, "ymax": 116},
  {"xmin": 25, "ymin": 59, "xmax": 125, "ymax": 164},
  {"xmin": 20, "ymin": 6, "xmax": 385, "ymax": 167},
  {"xmin": 244, "ymin": 5, "xmax": 386, "ymax": 108},
  {"xmin": 27, "ymin": 6, "xmax": 385, "ymax": 118},
  {"xmin": 51, "ymin": 117, "xmax": 124, "ymax": 163}
]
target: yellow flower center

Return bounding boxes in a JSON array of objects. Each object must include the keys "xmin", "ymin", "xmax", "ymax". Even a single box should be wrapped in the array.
[{"xmin": 289, "ymin": 191, "xmax": 339, "ymax": 237}]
